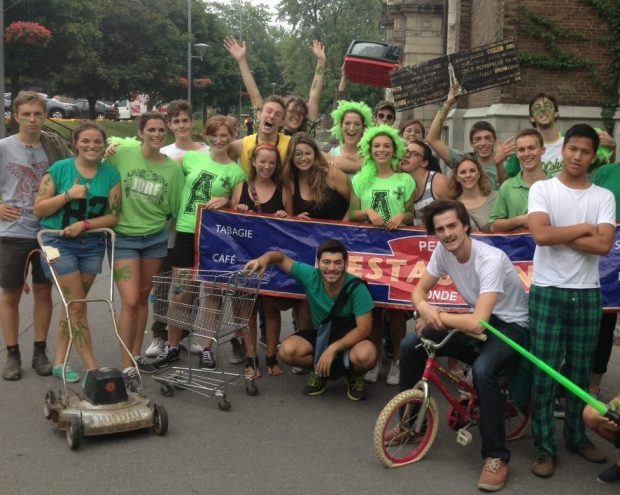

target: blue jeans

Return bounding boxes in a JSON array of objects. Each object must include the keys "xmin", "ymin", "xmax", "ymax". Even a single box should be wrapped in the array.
[{"xmin": 399, "ymin": 315, "xmax": 527, "ymax": 463}]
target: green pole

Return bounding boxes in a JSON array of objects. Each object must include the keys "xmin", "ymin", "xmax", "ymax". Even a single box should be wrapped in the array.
[{"xmin": 478, "ymin": 319, "xmax": 609, "ymax": 416}]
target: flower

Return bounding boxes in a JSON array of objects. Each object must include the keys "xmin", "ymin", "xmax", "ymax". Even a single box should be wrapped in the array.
[
  {"xmin": 5, "ymin": 21, "xmax": 52, "ymax": 48},
  {"xmin": 179, "ymin": 76, "xmax": 212, "ymax": 89}
]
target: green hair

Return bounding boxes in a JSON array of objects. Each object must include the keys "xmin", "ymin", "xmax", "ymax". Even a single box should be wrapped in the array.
[
  {"xmin": 107, "ymin": 136, "xmax": 141, "ymax": 147},
  {"xmin": 356, "ymin": 125, "xmax": 406, "ymax": 191},
  {"xmin": 330, "ymin": 100, "xmax": 373, "ymax": 143}
]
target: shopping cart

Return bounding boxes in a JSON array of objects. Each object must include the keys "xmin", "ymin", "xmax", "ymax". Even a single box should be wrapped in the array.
[{"xmin": 150, "ymin": 269, "xmax": 264, "ymax": 411}]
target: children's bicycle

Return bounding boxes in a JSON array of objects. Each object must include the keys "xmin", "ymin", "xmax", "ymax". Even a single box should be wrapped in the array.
[{"xmin": 374, "ymin": 328, "xmax": 530, "ymax": 468}]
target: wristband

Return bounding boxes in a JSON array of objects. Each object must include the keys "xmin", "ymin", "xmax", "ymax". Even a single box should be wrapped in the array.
[
  {"xmin": 82, "ymin": 219, "xmax": 92, "ymax": 231},
  {"xmin": 64, "ymin": 191, "xmax": 71, "ymax": 202}
]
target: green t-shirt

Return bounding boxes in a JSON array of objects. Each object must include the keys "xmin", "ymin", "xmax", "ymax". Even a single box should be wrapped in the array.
[
  {"xmin": 108, "ymin": 145, "xmax": 184, "ymax": 236},
  {"xmin": 176, "ymin": 151, "xmax": 246, "ymax": 234},
  {"xmin": 489, "ymin": 171, "xmax": 546, "ymax": 225},
  {"xmin": 40, "ymin": 158, "xmax": 120, "ymax": 230},
  {"xmin": 592, "ymin": 163, "xmax": 620, "ymax": 221},
  {"xmin": 352, "ymin": 172, "xmax": 415, "ymax": 223},
  {"xmin": 290, "ymin": 261, "xmax": 374, "ymax": 329},
  {"xmin": 449, "ymin": 148, "xmax": 500, "ymax": 190}
]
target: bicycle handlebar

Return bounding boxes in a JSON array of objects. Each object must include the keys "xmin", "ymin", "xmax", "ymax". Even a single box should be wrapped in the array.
[{"xmin": 413, "ymin": 310, "xmax": 488, "ymax": 350}]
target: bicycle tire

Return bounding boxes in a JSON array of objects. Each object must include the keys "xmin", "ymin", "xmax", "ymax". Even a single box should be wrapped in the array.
[
  {"xmin": 504, "ymin": 390, "xmax": 530, "ymax": 441},
  {"xmin": 374, "ymin": 389, "xmax": 439, "ymax": 468}
]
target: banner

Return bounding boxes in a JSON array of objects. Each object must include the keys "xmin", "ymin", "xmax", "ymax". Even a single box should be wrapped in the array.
[{"xmin": 197, "ymin": 209, "xmax": 620, "ymax": 311}]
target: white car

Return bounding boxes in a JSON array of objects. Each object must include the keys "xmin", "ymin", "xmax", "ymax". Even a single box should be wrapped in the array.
[{"xmin": 113, "ymin": 99, "xmax": 132, "ymax": 120}]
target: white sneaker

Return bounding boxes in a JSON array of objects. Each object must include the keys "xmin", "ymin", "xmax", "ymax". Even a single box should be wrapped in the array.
[
  {"xmin": 386, "ymin": 359, "xmax": 400, "ymax": 386},
  {"xmin": 145, "ymin": 337, "xmax": 165, "ymax": 358},
  {"xmin": 364, "ymin": 360, "xmax": 382, "ymax": 383},
  {"xmin": 179, "ymin": 336, "xmax": 202, "ymax": 355}
]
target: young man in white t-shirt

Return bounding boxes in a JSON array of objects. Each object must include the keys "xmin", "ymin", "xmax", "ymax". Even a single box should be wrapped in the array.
[
  {"xmin": 401, "ymin": 199, "xmax": 529, "ymax": 492},
  {"xmin": 528, "ymin": 124, "xmax": 616, "ymax": 479}
]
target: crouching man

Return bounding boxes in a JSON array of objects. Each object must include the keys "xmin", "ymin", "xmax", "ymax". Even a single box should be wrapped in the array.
[{"xmin": 245, "ymin": 239, "xmax": 376, "ymax": 400}]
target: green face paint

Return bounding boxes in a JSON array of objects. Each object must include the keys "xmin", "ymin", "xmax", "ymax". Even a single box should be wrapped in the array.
[
  {"xmin": 72, "ymin": 321, "xmax": 89, "ymax": 347},
  {"xmin": 113, "ymin": 265, "xmax": 132, "ymax": 282},
  {"xmin": 62, "ymin": 286, "xmax": 71, "ymax": 297}
]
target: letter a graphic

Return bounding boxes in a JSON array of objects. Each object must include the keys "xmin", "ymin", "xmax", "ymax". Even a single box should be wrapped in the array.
[{"xmin": 370, "ymin": 190, "xmax": 391, "ymax": 221}]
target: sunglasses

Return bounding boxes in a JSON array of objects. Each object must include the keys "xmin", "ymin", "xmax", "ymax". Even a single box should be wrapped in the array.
[{"xmin": 377, "ymin": 112, "xmax": 395, "ymax": 121}]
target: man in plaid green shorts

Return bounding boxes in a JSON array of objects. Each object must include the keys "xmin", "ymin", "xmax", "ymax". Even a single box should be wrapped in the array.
[{"xmin": 528, "ymin": 124, "xmax": 616, "ymax": 478}]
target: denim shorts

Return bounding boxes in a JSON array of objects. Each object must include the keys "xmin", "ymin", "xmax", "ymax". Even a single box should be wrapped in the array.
[
  {"xmin": 41, "ymin": 234, "xmax": 106, "ymax": 278},
  {"xmin": 113, "ymin": 229, "xmax": 169, "ymax": 261}
]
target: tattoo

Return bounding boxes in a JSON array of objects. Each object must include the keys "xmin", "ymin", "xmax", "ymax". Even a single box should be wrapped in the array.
[
  {"xmin": 315, "ymin": 66, "xmax": 324, "ymax": 76},
  {"xmin": 106, "ymin": 195, "xmax": 122, "ymax": 217},
  {"xmin": 37, "ymin": 175, "xmax": 52, "ymax": 196},
  {"xmin": 72, "ymin": 321, "xmax": 89, "ymax": 347},
  {"xmin": 62, "ymin": 286, "xmax": 71, "ymax": 297},
  {"xmin": 113, "ymin": 265, "xmax": 132, "ymax": 282},
  {"xmin": 439, "ymin": 102, "xmax": 445, "ymax": 112},
  {"xmin": 59, "ymin": 320, "xmax": 69, "ymax": 338}
]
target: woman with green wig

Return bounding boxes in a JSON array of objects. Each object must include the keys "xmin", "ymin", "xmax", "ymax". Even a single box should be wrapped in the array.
[
  {"xmin": 328, "ymin": 100, "xmax": 373, "ymax": 175},
  {"xmin": 350, "ymin": 125, "xmax": 415, "ymax": 387}
]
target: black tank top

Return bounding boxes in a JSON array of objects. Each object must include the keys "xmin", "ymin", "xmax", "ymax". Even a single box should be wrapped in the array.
[
  {"xmin": 292, "ymin": 173, "xmax": 349, "ymax": 220},
  {"xmin": 239, "ymin": 181, "xmax": 284, "ymax": 214}
]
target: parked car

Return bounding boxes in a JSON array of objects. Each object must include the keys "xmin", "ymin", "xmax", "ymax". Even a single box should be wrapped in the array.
[
  {"xmin": 4, "ymin": 93, "xmax": 80, "ymax": 119},
  {"xmin": 113, "ymin": 99, "xmax": 132, "ymax": 120},
  {"xmin": 73, "ymin": 99, "xmax": 119, "ymax": 120}
]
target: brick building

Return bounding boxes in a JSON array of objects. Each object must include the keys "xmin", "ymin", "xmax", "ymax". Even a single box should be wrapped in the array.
[{"xmin": 382, "ymin": 0, "xmax": 620, "ymax": 150}]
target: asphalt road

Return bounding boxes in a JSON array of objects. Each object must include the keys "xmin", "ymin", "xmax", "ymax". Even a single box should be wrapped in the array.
[{"xmin": 1, "ymin": 266, "xmax": 619, "ymax": 495}]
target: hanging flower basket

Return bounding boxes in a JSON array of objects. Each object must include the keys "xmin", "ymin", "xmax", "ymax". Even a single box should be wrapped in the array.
[
  {"xmin": 5, "ymin": 21, "xmax": 52, "ymax": 48},
  {"xmin": 179, "ymin": 77, "xmax": 212, "ymax": 89}
]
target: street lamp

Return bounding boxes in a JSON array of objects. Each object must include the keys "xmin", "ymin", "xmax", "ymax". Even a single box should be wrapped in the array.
[
  {"xmin": 188, "ymin": 42, "xmax": 209, "ymax": 105},
  {"xmin": 271, "ymin": 82, "xmax": 276, "ymax": 95}
]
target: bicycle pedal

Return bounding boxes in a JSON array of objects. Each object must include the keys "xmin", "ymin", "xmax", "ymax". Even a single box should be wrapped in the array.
[{"xmin": 456, "ymin": 428, "xmax": 472, "ymax": 446}]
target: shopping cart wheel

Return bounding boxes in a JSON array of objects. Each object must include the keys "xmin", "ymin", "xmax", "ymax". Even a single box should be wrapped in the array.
[
  {"xmin": 218, "ymin": 398, "xmax": 232, "ymax": 411},
  {"xmin": 152, "ymin": 403, "xmax": 168, "ymax": 436},
  {"xmin": 246, "ymin": 381, "xmax": 258, "ymax": 396},
  {"xmin": 160, "ymin": 383, "xmax": 174, "ymax": 397}
]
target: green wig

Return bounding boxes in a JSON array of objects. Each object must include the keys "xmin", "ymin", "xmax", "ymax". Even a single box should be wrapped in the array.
[
  {"xmin": 355, "ymin": 125, "xmax": 406, "ymax": 191},
  {"xmin": 330, "ymin": 100, "xmax": 373, "ymax": 143}
]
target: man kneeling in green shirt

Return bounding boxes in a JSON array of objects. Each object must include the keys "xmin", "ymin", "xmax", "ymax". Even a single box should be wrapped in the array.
[{"xmin": 245, "ymin": 239, "xmax": 377, "ymax": 400}]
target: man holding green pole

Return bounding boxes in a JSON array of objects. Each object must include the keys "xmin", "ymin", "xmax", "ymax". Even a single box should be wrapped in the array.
[{"xmin": 527, "ymin": 123, "xmax": 616, "ymax": 478}]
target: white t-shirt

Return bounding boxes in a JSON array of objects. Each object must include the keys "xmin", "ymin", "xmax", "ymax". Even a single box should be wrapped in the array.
[
  {"xmin": 160, "ymin": 142, "xmax": 209, "ymax": 248},
  {"xmin": 426, "ymin": 238, "xmax": 529, "ymax": 325},
  {"xmin": 541, "ymin": 136, "xmax": 563, "ymax": 178},
  {"xmin": 528, "ymin": 177, "xmax": 616, "ymax": 288}
]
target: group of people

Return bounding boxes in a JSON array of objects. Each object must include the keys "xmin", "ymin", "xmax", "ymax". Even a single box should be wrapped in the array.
[{"xmin": 1, "ymin": 36, "xmax": 620, "ymax": 494}]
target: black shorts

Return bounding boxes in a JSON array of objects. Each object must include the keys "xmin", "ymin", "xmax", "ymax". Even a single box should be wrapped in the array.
[
  {"xmin": 170, "ymin": 232, "xmax": 196, "ymax": 268},
  {"xmin": 0, "ymin": 237, "xmax": 50, "ymax": 289}
]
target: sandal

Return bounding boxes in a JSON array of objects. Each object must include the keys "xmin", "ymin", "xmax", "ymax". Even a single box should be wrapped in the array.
[
  {"xmin": 245, "ymin": 357, "xmax": 261, "ymax": 379},
  {"xmin": 266, "ymin": 354, "xmax": 283, "ymax": 376}
]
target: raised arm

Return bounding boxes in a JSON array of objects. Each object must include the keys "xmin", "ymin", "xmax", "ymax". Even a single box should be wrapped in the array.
[
  {"xmin": 331, "ymin": 62, "xmax": 348, "ymax": 110},
  {"xmin": 427, "ymin": 85, "xmax": 460, "ymax": 165},
  {"xmin": 307, "ymin": 40, "xmax": 326, "ymax": 122},
  {"xmin": 224, "ymin": 35, "xmax": 263, "ymax": 108}
]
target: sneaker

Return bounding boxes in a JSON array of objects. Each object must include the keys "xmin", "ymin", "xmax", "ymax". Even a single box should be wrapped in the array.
[
  {"xmin": 52, "ymin": 364, "xmax": 80, "ymax": 383},
  {"xmin": 229, "ymin": 338, "xmax": 246, "ymax": 364},
  {"xmin": 568, "ymin": 438, "xmax": 607, "ymax": 463},
  {"xmin": 152, "ymin": 345, "xmax": 180, "ymax": 368},
  {"xmin": 2, "ymin": 353, "xmax": 21, "ymax": 381},
  {"xmin": 346, "ymin": 375, "xmax": 367, "ymax": 401},
  {"xmin": 597, "ymin": 463, "xmax": 620, "ymax": 483},
  {"xmin": 302, "ymin": 373, "xmax": 327, "ymax": 396},
  {"xmin": 553, "ymin": 398, "xmax": 565, "ymax": 419},
  {"xmin": 179, "ymin": 336, "xmax": 202, "ymax": 355},
  {"xmin": 478, "ymin": 457, "xmax": 508, "ymax": 491},
  {"xmin": 135, "ymin": 356, "xmax": 156, "ymax": 374},
  {"xmin": 386, "ymin": 359, "xmax": 400, "ymax": 386},
  {"xmin": 364, "ymin": 360, "xmax": 382, "ymax": 384},
  {"xmin": 291, "ymin": 366, "xmax": 310, "ymax": 375},
  {"xmin": 145, "ymin": 337, "xmax": 165, "ymax": 358},
  {"xmin": 531, "ymin": 454, "xmax": 555, "ymax": 478},
  {"xmin": 123, "ymin": 366, "xmax": 140, "ymax": 393},
  {"xmin": 200, "ymin": 349, "xmax": 216, "ymax": 369},
  {"xmin": 32, "ymin": 344, "xmax": 53, "ymax": 376}
]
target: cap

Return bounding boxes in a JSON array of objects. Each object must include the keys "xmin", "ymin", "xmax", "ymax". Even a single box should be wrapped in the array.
[{"xmin": 375, "ymin": 100, "xmax": 396, "ymax": 114}]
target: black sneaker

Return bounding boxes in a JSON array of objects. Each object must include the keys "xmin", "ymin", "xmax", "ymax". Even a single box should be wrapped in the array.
[
  {"xmin": 32, "ymin": 344, "xmax": 52, "ymax": 376},
  {"xmin": 200, "ymin": 349, "xmax": 216, "ymax": 369},
  {"xmin": 598, "ymin": 463, "xmax": 620, "ymax": 483},
  {"xmin": 302, "ymin": 373, "xmax": 327, "ymax": 396},
  {"xmin": 135, "ymin": 356, "xmax": 156, "ymax": 374},
  {"xmin": 152, "ymin": 345, "xmax": 180, "ymax": 369},
  {"xmin": 346, "ymin": 374, "xmax": 367, "ymax": 401}
]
